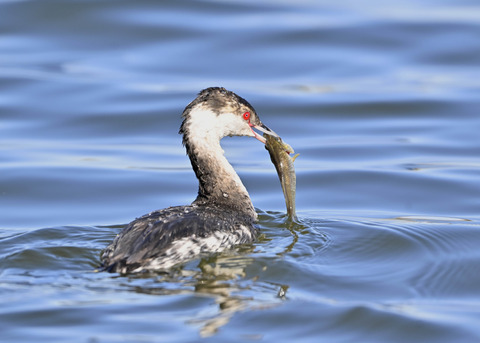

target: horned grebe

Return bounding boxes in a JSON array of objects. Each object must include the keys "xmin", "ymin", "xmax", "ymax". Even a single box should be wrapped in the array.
[{"xmin": 101, "ymin": 87, "xmax": 278, "ymax": 273}]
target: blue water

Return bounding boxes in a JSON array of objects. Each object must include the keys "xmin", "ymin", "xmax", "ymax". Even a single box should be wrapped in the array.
[{"xmin": 2, "ymin": 0, "xmax": 480, "ymax": 342}]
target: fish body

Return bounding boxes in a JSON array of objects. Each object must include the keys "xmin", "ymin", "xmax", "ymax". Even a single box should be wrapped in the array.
[{"xmin": 264, "ymin": 134, "xmax": 298, "ymax": 219}]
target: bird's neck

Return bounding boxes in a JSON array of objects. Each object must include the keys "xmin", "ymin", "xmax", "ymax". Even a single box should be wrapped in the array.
[{"xmin": 184, "ymin": 134, "xmax": 256, "ymax": 219}]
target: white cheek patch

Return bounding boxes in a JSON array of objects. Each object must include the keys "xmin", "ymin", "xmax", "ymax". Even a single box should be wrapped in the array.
[
  {"xmin": 187, "ymin": 108, "xmax": 254, "ymax": 142},
  {"xmin": 186, "ymin": 108, "xmax": 219, "ymax": 140},
  {"xmin": 217, "ymin": 112, "xmax": 254, "ymax": 138}
]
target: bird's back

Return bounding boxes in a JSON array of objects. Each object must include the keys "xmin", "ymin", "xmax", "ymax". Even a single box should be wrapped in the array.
[{"xmin": 101, "ymin": 205, "xmax": 257, "ymax": 273}]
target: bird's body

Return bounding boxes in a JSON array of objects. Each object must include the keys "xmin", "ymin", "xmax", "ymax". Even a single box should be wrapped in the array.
[
  {"xmin": 101, "ymin": 87, "xmax": 277, "ymax": 273},
  {"xmin": 101, "ymin": 204, "xmax": 255, "ymax": 273}
]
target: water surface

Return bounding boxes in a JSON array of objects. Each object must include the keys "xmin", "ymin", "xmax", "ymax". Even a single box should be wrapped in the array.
[{"xmin": 1, "ymin": 0, "xmax": 480, "ymax": 342}]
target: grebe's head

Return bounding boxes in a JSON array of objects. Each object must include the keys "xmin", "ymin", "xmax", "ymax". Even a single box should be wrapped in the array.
[{"xmin": 180, "ymin": 87, "xmax": 278, "ymax": 144}]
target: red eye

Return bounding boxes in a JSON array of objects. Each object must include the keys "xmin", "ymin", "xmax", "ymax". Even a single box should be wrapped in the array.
[{"xmin": 243, "ymin": 112, "xmax": 250, "ymax": 121}]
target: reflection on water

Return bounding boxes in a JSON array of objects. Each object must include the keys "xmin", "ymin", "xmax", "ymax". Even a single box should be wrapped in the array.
[{"xmin": 117, "ymin": 242, "xmax": 290, "ymax": 337}]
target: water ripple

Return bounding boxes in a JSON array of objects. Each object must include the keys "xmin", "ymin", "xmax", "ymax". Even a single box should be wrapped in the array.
[{"xmin": 267, "ymin": 214, "xmax": 480, "ymax": 302}]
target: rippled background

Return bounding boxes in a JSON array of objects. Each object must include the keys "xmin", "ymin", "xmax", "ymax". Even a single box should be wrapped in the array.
[{"xmin": 2, "ymin": 0, "xmax": 480, "ymax": 342}]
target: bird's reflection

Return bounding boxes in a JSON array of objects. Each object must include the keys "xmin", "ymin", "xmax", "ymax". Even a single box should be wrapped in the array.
[{"xmin": 121, "ymin": 249, "xmax": 283, "ymax": 336}]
